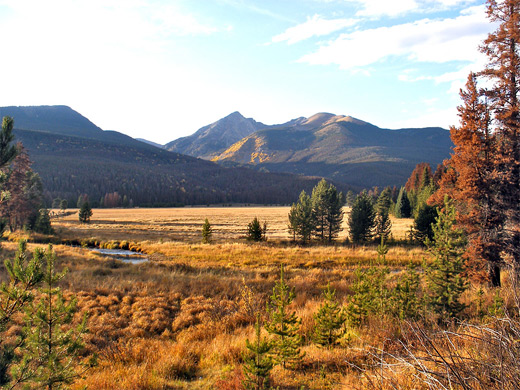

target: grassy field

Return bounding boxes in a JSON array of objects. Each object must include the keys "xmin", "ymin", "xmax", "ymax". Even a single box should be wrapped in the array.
[
  {"xmin": 1, "ymin": 207, "xmax": 512, "ymax": 390},
  {"xmin": 52, "ymin": 206, "xmax": 415, "ymax": 243}
]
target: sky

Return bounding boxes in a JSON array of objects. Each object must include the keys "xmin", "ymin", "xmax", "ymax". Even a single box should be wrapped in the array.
[{"xmin": 0, "ymin": 0, "xmax": 495, "ymax": 144}]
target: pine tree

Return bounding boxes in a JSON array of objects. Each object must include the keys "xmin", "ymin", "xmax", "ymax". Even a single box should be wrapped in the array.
[
  {"xmin": 12, "ymin": 246, "xmax": 94, "ymax": 389},
  {"xmin": 78, "ymin": 202, "xmax": 92, "ymax": 223},
  {"xmin": 479, "ymin": 0, "xmax": 520, "ymax": 278},
  {"xmin": 348, "ymin": 191, "xmax": 375, "ymax": 244},
  {"xmin": 324, "ymin": 183, "xmax": 344, "ymax": 242},
  {"xmin": 34, "ymin": 209, "xmax": 54, "ymax": 235},
  {"xmin": 412, "ymin": 203, "xmax": 438, "ymax": 244},
  {"xmin": 264, "ymin": 265, "xmax": 304, "ymax": 369},
  {"xmin": 375, "ymin": 188, "xmax": 392, "ymax": 241},
  {"xmin": 425, "ymin": 197, "xmax": 468, "ymax": 320},
  {"xmin": 247, "ymin": 217, "xmax": 265, "ymax": 242},
  {"xmin": 201, "ymin": 218, "xmax": 212, "ymax": 244},
  {"xmin": 392, "ymin": 263, "xmax": 422, "ymax": 320},
  {"xmin": 311, "ymin": 179, "xmax": 330, "ymax": 241},
  {"xmin": 395, "ymin": 187, "xmax": 411, "ymax": 218},
  {"xmin": 431, "ymin": 73, "xmax": 504, "ymax": 286},
  {"xmin": 242, "ymin": 314, "xmax": 273, "ymax": 390},
  {"xmin": 312, "ymin": 283, "xmax": 346, "ymax": 348},
  {"xmin": 0, "ymin": 116, "xmax": 18, "ymax": 168},
  {"xmin": 0, "ymin": 241, "xmax": 44, "ymax": 386},
  {"xmin": 287, "ymin": 190, "xmax": 315, "ymax": 244}
]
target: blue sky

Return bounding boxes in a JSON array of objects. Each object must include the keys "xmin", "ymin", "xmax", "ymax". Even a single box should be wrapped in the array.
[{"xmin": 0, "ymin": 0, "xmax": 493, "ymax": 143}]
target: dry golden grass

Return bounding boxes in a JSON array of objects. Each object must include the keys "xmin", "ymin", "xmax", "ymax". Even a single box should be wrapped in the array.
[
  {"xmin": 51, "ymin": 207, "xmax": 415, "ymax": 243},
  {"xmin": 2, "ymin": 207, "xmax": 506, "ymax": 390}
]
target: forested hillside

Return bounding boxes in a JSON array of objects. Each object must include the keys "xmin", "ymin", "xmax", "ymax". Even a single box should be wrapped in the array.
[
  {"xmin": 14, "ymin": 128, "xmax": 321, "ymax": 207},
  {"xmin": 0, "ymin": 106, "xmax": 322, "ymax": 207}
]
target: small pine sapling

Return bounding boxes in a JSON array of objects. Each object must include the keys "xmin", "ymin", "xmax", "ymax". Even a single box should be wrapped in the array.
[
  {"xmin": 312, "ymin": 283, "xmax": 347, "ymax": 348},
  {"xmin": 12, "ymin": 245, "xmax": 95, "ymax": 389},
  {"xmin": 0, "ymin": 241, "xmax": 44, "ymax": 387},
  {"xmin": 425, "ymin": 197, "xmax": 468, "ymax": 320},
  {"xmin": 242, "ymin": 314, "xmax": 273, "ymax": 390},
  {"xmin": 201, "ymin": 218, "xmax": 212, "ymax": 244},
  {"xmin": 247, "ymin": 217, "xmax": 266, "ymax": 242},
  {"xmin": 264, "ymin": 265, "xmax": 304, "ymax": 369},
  {"xmin": 392, "ymin": 262, "xmax": 422, "ymax": 320}
]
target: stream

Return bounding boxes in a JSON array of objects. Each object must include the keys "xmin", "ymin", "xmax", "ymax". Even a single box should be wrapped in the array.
[{"xmin": 90, "ymin": 248, "xmax": 148, "ymax": 264}]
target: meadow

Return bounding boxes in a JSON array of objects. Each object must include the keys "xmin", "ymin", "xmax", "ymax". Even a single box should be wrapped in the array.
[{"xmin": 1, "ymin": 207, "xmax": 515, "ymax": 389}]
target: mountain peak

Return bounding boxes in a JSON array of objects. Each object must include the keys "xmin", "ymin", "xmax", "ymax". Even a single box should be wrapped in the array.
[{"xmin": 224, "ymin": 111, "xmax": 245, "ymax": 120}]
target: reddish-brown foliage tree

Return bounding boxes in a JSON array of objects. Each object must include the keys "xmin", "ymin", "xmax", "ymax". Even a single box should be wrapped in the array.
[
  {"xmin": 480, "ymin": 0, "xmax": 520, "ymax": 276},
  {"xmin": 431, "ymin": 74, "xmax": 505, "ymax": 286},
  {"xmin": 0, "ymin": 144, "xmax": 42, "ymax": 231},
  {"xmin": 405, "ymin": 162, "xmax": 432, "ymax": 193}
]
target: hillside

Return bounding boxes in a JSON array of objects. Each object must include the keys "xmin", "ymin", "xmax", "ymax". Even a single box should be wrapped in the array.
[
  {"xmin": 1, "ymin": 106, "xmax": 322, "ymax": 206},
  {"xmin": 164, "ymin": 111, "xmax": 267, "ymax": 159},
  {"xmin": 210, "ymin": 113, "xmax": 452, "ymax": 188}
]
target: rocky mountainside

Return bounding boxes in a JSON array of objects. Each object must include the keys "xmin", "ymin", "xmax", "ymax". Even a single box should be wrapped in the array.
[
  {"xmin": 168, "ymin": 111, "xmax": 453, "ymax": 189},
  {"xmin": 165, "ymin": 111, "xmax": 267, "ymax": 159}
]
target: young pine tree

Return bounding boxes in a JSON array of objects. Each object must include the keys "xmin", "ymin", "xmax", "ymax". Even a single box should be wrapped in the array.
[
  {"xmin": 201, "ymin": 218, "xmax": 212, "ymax": 244},
  {"xmin": 375, "ymin": 188, "xmax": 392, "ymax": 241},
  {"xmin": 12, "ymin": 245, "xmax": 94, "ymax": 389},
  {"xmin": 264, "ymin": 265, "xmax": 304, "ymax": 369},
  {"xmin": 395, "ymin": 187, "xmax": 411, "ymax": 218},
  {"xmin": 313, "ymin": 283, "xmax": 347, "ymax": 348},
  {"xmin": 247, "ymin": 217, "xmax": 266, "ymax": 242},
  {"xmin": 78, "ymin": 201, "xmax": 92, "ymax": 224},
  {"xmin": 0, "ymin": 241, "xmax": 44, "ymax": 386},
  {"xmin": 287, "ymin": 190, "xmax": 315, "ymax": 244},
  {"xmin": 392, "ymin": 263, "xmax": 422, "ymax": 320},
  {"xmin": 425, "ymin": 197, "xmax": 468, "ymax": 320},
  {"xmin": 242, "ymin": 314, "xmax": 273, "ymax": 390},
  {"xmin": 348, "ymin": 191, "xmax": 375, "ymax": 244}
]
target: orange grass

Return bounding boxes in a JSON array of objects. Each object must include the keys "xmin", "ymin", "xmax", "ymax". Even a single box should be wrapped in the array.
[{"xmin": 0, "ymin": 208, "xmax": 506, "ymax": 390}]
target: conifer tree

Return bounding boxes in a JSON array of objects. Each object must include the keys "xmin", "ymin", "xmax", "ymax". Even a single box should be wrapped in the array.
[
  {"xmin": 312, "ymin": 283, "xmax": 346, "ymax": 348},
  {"xmin": 479, "ymin": 0, "xmax": 520, "ymax": 277},
  {"xmin": 201, "ymin": 218, "xmax": 212, "ymax": 244},
  {"xmin": 395, "ymin": 187, "xmax": 411, "ymax": 218},
  {"xmin": 348, "ymin": 191, "xmax": 375, "ymax": 244},
  {"xmin": 78, "ymin": 201, "xmax": 92, "ymax": 223},
  {"xmin": 247, "ymin": 217, "xmax": 265, "ymax": 241},
  {"xmin": 392, "ymin": 263, "xmax": 422, "ymax": 320},
  {"xmin": 0, "ymin": 241, "xmax": 44, "ymax": 386},
  {"xmin": 412, "ymin": 203, "xmax": 438, "ymax": 244},
  {"xmin": 243, "ymin": 314, "xmax": 273, "ymax": 390},
  {"xmin": 425, "ymin": 198, "xmax": 468, "ymax": 320},
  {"xmin": 0, "ymin": 116, "xmax": 18, "ymax": 169},
  {"xmin": 287, "ymin": 190, "xmax": 315, "ymax": 244},
  {"xmin": 324, "ymin": 183, "xmax": 344, "ymax": 242},
  {"xmin": 264, "ymin": 265, "xmax": 303, "ymax": 369},
  {"xmin": 375, "ymin": 188, "xmax": 392, "ymax": 241},
  {"xmin": 12, "ymin": 246, "xmax": 93, "ymax": 389},
  {"xmin": 311, "ymin": 179, "xmax": 330, "ymax": 241},
  {"xmin": 431, "ymin": 75, "xmax": 505, "ymax": 285}
]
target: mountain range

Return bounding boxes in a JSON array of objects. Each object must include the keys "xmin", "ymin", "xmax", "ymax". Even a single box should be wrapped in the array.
[
  {"xmin": 164, "ymin": 111, "xmax": 452, "ymax": 189},
  {"xmin": 0, "ymin": 105, "xmax": 453, "ymax": 206},
  {"xmin": 0, "ymin": 106, "xmax": 321, "ymax": 207}
]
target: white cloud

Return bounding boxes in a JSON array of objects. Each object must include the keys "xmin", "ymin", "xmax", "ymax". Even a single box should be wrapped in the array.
[
  {"xmin": 299, "ymin": 5, "xmax": 491, "ymax": 70},
  {"xmin": 341, "ymin": 0, "xmax": 478, "ymax": 18},
  {"xmin": 272, "ymin": 14, "xmax": 358, "ymax": 44},
  {"xmin": 345, "ymin": 0, "xmax": 419, "ymax": 18}
]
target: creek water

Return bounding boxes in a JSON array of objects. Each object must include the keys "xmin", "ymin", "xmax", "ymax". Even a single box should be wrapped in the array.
[{"xmin": 90, "ymin": 248, "xmax": 148, "ymax": 264}]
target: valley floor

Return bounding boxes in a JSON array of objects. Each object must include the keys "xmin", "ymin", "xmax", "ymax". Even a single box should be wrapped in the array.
[{"xmin": 1, "ymin": 207, "xmax": 516, "ymax": 389}]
